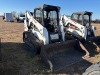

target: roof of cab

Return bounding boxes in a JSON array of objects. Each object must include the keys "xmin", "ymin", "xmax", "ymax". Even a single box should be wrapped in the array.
[
  {"xmin": 35, "ymin": 4, "xmax": 60, "ymax": 11},
  {"xmin": 72, "ymin": 11, "xmax": 92, "ymax": 15}
]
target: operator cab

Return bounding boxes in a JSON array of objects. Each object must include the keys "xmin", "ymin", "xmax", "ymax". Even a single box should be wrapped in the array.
[
  {"xmin": 34, "ymin": 4, "xmax": 60, "ymax": 33},
  {"xmin": 71, "ymin": 11, "xmax": 92, "ymax": 26},
  {"xmin": 34, "ymin": 4, "xmax": 62, "ymax": 43}
]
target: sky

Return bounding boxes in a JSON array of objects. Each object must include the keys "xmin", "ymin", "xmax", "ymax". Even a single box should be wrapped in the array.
[{"xmin": 0, "ymin": 0, "xmax": 100, "ymax": 20}]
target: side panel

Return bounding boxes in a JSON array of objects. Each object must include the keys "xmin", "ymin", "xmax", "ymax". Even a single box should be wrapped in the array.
[
  {"xmin": 92, "ymin": 26, "xmax": 96, "ymax": 37},
  {"xmin": 59, "ymin": 18, "xmax": 65, "ymax": 41}
]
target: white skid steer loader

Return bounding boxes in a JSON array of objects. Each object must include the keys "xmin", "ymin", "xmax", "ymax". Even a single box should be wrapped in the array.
[
  {"xmin": 23, "ymin": 5, "xmax": 90, "ymax": 71},
  {"xmin": 61, "ymin": 11, "xmax": 100, "ymax": 53}
]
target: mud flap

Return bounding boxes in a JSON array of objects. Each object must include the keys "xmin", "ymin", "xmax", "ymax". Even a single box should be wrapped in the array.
[{"xmin": 40, "ymin": 40, "xmax": 85, "ymax": 71}]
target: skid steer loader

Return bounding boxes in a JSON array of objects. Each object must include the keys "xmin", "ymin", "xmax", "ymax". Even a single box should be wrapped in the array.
[
  {"xmin": 23, "ymin": 4, "xmax": 90, "ymax": 71},
  {"xmin": 61, "ymin": 11, "xmax": 100, "ymax": 53}
]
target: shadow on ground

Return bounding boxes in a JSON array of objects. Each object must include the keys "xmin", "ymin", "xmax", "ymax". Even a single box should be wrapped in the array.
[
  {"xmin": 0, "ymin": 42, "xmax": 48, "ymax": 75},
  {"xmin": 0, "ymin": 42, "xmax": 98, "ymax": 75}
]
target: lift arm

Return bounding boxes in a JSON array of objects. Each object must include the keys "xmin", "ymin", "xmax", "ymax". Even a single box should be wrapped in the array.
[{"xmin": 24, "ymin": 11, "xmax": 49, "ymax": 45}]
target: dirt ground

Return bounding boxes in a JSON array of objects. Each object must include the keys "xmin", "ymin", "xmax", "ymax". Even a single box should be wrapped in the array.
[{"xmin": 0, "ymin": 17, "xmax": 100, "ymax": 75}]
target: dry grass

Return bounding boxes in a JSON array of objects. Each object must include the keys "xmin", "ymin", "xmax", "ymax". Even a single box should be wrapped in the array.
[
  {"xmin": 92, "ymin": 23, "xmax": 100, "ymax": 36},
  {"xmin": 0, "ymin": 17, "xmax": 100, "ymax": 75}
]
